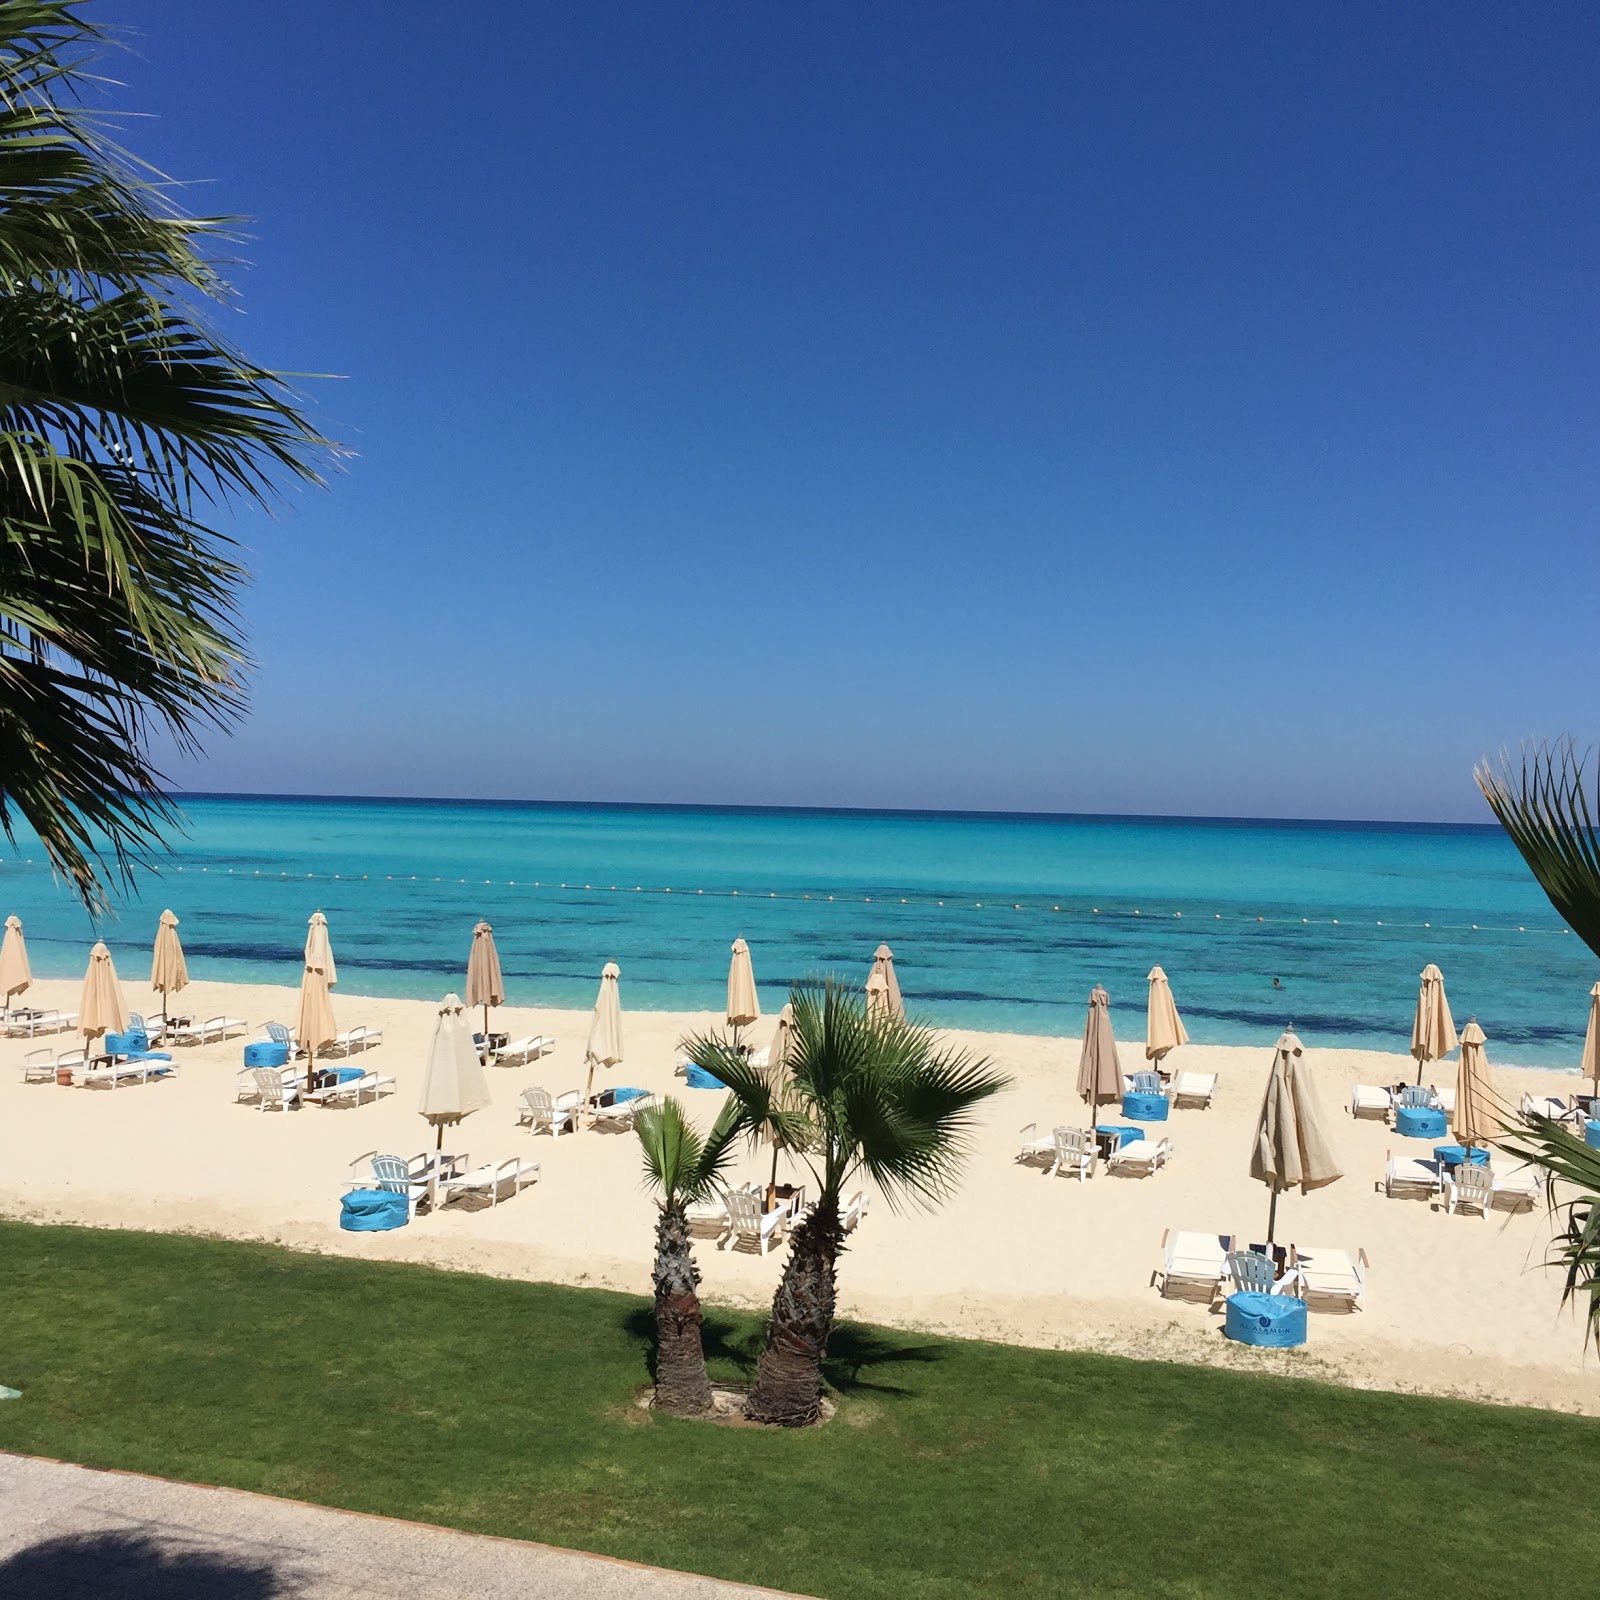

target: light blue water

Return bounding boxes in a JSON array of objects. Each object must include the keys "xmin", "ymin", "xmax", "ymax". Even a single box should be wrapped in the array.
[{"xmin": 1, "ymin": 795, "xmax": 1594, "ymax": 1067}]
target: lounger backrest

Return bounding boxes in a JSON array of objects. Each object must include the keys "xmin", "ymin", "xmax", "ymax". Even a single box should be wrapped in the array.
[
  {"xmin": 1399, "ymin": 1085, "xmax": 1433, "ymax": 1108},
  {"xmin": 1225, "ymin": 1250, "xmax": 1277, "ymax": 1295},
  {"xmin": 726, "ymin": 1190, "xmax": 762, "ymax": 1233},
  {"xmin": 1130, "ymin": 1071, "xmax": 1163, "ymax": 1095},
  {"xmin": 252, "ymin": 1066, "xmax": 288, "ymax": 1103},
  {"xmin": 1455, "ymin": 1165, "xmax": 1493, "ymax": 1207},
  {"xmin": 523, "ymin": 1087, "xmax": 554, "ymax": 1117},
  {"xmin": 266, "ymin": 1022, "xmax": 292, "ymax": 1047},
  {"xmin": 1056, "ymin": 1127, "xmax": 1092, "ymax": 1157},
  {"xmin": 370, "ymin": 1154, "xmax": 413, "ymax": 1195}
]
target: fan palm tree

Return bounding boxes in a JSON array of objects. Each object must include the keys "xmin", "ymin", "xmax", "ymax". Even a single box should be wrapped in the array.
[
  {"xmin": 1, "ymin": 3, "xmax": 328, "ymax": 907},
  {"xmin": 1478, "ymin": 739, "xmax": 1600, "ymax": 1348},
  {"xmin": 635, "ymin": 1094, "xmax": 741, "ymax": 1416},
  {"xmin": 687, "ymin": 979, "xmax": 1009, "ymax": 1427}
]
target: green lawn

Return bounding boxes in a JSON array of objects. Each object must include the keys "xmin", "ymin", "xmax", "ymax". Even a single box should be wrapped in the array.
[{"xmin": 0, "ymin": 1222, "xmax": 1594, "ymax": 1598}]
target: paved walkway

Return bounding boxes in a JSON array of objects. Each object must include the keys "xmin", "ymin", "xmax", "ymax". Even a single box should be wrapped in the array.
[{"xmin": 0, "ymin": 1453, "xmax": 805, "ymax": 1599}]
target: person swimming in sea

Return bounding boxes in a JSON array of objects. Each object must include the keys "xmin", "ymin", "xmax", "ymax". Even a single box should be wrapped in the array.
[{"xmin": 1272, "ymin": 977, "xmax": 1282, "ymax": 988}]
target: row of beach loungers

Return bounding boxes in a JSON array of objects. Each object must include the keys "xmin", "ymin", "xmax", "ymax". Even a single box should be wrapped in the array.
[{"xmin": 1158, "ymin": 1231, "xmax": 1370, "ymax": 1311}]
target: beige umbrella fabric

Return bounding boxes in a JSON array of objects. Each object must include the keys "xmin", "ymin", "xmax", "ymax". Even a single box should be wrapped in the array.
[
  {"xmin": 465, "ymin": 921, "xmax": 504, "ymax": 1041},
  {"xmin": 1452, "ymin": 1020, "xmax": 1499, "ymax": 1153},
  {"xmin": 866, "ymin": 944, "xmax": 905, "ymax": 1019},
  {"xmin": 727, "ymin": 937, "xmax": 760, "ymax": 1034},
  {"xmin": 0, "ymin": 915, "xmax": 30, "ymax": 1005},
  {"xmin": 1145, "ymin": 966, "xmax": 1188, "ymax": 1064},
  {"xmin": 305, "ymin": 912, "xmax": 338, "ymax": 989},
  {"xmin": 1581, "ymin": 982, "xmax": 1600, "ymax": 1091},
  {"xmin": 79, "ymin": 942, "xmax": 129, "ymax": 1044},
  {"xmin": 1076, "ymin": 985, "xmax": 1122, "ymax": 1130},
  {"xmin": 1410, "ymin": 964, "xmax": 1458, "ymax": 1085},
  {"xmin": 419, "ymin": 992, "xmax": 491, "ymax": 1150},
  {"xmin": 1251, "ymin": 1029, "xmax": 1342, "ymax": 1242},
  {"xmin": 760, "ymin": 1000, "xmax": 801, "ymax": 1207},
  {"xmin": 296, "ymin": 958, "xmax": 338, "ymax": 1076},
  {"xmin": 150, "ymin": 910, "xmax": 189, "ymax": 1013},
  {"xmin": 583, "ymin": 962, "xmax": 624, "ymax": 1123}
]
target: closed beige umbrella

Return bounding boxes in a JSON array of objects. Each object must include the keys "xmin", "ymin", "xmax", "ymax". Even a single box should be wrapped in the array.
[
  {"xmin": 727, "ymin": 937, "xmax": 760, "ymax": 1041},
  {"xmin": 761, "ymin": 1000, "xmax": 800, "ymax": 1209},
  {"xmin": 1076, "ymin": 984, "xmax": 1122, "ymax": 1132},
  {"xmin": 0, "ymin": 915, "xmax": 31, "ymax": 1010},
  {"xmin": 419, "ymin": 993, "xmax": 491, "ymax": 1150},
  {"xmin": 79, "ymin": 941, "xmax": 129, "ymax": 1046},
  {"xmin": 583, "ymin": 962, "xmax": 624, "ymax": 1124},
  {"xmin": 305, "ymin": 912, "xmax": 338, "ymax": 989},
  {"xmin": 1581, "ymin": 982, "xmax": 1600, "ymax": 1092},
  {"xmin": 866, "ymin": 944, "xmax": 904, "ymax": 1019},
  {"xmin": 1453, "ymin": 1019, "xmax": 1499, "ymax": 1155},
  {"xmin": 1251, "ymin": 1029, "xmax": 1342, "ymax": 1243},
  {"xmin": 465, "ymin": 921, "xmax": 504, "ymax": 1044},
  {"xmin": 1145, "ymin": 965, "xmax": 1188, "ymax": 1066},
  {"xmin": 296, "ymin": 957, "xmax": 338, "ymax": 1081},
  {"xmin": 150, "ymin": 910, "xmax": 189, "ymax": 1018},
  {"xmin": 1410, "ymin": 964, "xmax": 1458, "ymax": 1086}
]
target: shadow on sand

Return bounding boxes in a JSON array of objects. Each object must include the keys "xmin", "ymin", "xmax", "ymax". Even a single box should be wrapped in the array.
[{"xmin": 0, "ymin": 1529, "xmax": 301, "ymax": 1598}]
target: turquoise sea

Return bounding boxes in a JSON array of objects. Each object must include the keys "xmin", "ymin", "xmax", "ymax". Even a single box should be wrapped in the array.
[{"xmin": 1, "ymin": 795, "xmax": 1595, "ymax": 1068}]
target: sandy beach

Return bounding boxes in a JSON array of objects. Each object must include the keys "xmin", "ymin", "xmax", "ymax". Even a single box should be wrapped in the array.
[{"xmin": 3, "ymin": 975, "xmax": 1595, "ymax": 1415}]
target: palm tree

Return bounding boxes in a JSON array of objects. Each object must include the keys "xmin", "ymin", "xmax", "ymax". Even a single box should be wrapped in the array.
[
  {"xmin": 635, "ymin": 1095, "xmax": 741, "ymax": 1416},
  {"xmin": 1477, "ymin": 739, "xmax": 1600, "ymax": 1348},
  {"xmin": 688, "ymin": 979, "xmax": 1010, "ymax": 1427},
  {"xmin": 0, "ymin": 3, "xmax": 328, "ymax": 907}
]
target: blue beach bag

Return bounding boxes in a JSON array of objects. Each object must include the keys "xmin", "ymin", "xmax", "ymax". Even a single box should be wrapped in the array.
[
  {"xmin": 1224, "ymin": 1291, "xmax": 1307, "ymax": 1349},
  {"xmin": 244, "ymin": 1040, "xmax": 290, "ymax": 1069},
  {"xmin": 685, "ymin": 1064, "xmax": 726, "ymax": 1090},
  {"xmin": 339, "ymin": 1190, "xmax": 409, "ymax": 1232}
]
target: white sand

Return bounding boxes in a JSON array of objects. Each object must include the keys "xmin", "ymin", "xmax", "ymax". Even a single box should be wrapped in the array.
[{"xmin": 3, "ymin": 976, "xmax": 1596, "ymax": 1414}]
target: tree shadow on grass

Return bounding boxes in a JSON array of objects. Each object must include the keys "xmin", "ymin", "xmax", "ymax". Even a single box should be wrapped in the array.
[
  {"xmin": 622, "ymin": 1305, "xmax": 944, "ymax": 1401},
  {"xmin": 0, "ymin": 1529, "xmax": 300, "ymax": 1598}
]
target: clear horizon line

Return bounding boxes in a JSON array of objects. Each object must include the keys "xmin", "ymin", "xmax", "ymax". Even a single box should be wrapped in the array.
[{"xmin": 168, "ymin": 787, "xmax": 1504, "ymax": 833}]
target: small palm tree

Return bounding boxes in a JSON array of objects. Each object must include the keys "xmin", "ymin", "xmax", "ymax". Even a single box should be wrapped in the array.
[
  {"xmin": 688, "ymin": 979, "xmax": 1010, "ymax": 1427},
  {"xmin": 1478, "ymin": 739, "xmax": 1600, "ymax": 1347},
  {"xmin": 635, "ymin": 1095, "xmax": 741, "ymax": 1416},
  {"xmin": 1, "ymin": 4, "xmax": 328, "ymax": 906}
]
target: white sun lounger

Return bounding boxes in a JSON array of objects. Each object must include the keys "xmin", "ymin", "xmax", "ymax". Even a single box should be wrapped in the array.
[
  {"xmin": 171, "ymin": 1015, "xmax": 247, "ymax": 1045},
  {"xmin": 1491, "ymin": 1167, "xmax": 1540, "ymax": 1212},
  {"xmin": 590, "ymin": 1092, "xmax": 659, "ymax": 1132},
  {"xmin": 20, "ymin": 1049, "xmax": 63, "ymax": 1083},
  {"xmin": 437, "ymin": 1156, "xmax": 541, "ymax": 1208},
  {"xmin": 517, "ymin": 1086, "xmax": 583, "ymax": 1136},
  {"xmin": 1384, "ymin": 1152, "xmax": 1439, "ymax": 1199},
  {"xmin": 492, "ymin": 1034, "xmax": 555, "ymax": 1065},
  {"xmin": 1350, "ymin": 1084, "xmax": 1394, "ymax": 1119},
  {"xmin": 1520, "ymin": 1093, "xmax": 1580, "ymax": 1125},
  {"xmin": 1108, "ymin": 1136, "xmax": 1173, "ymax": 1177},
  {"xmin": 1170, "ymin": 1072, "xmax": 1217, "ymax": 1109},
  {"xmin": 838, "ymin": 1189, "xmax": 869, "ymax": 1232},
  {"xmin": 1017, "ymin": 1124, "xmax": 1096, "ymax": 1180},
  {"xmin": 1158, "ymin": 1229, "xmax": 1233, "ymax": 1301},
  {"xmin": 6, "ymin": 1008, "xmax": 78, "ymax": 1038},
  {"xmin": 1289, "ymin": 1244, "xmax": 1369, "ymax": 1310},
  {"xmin": 303, "ymin": 1071, "xmax": 394, "ymax": 1108},
  {"xmin": 720, "ymin": 1188, "xmax": 787, "ymax": 1255},
  {"xmin": 326, "ymin": 1026, "xmax": 383, "ymax": 1056},
  {"xmin": 80, "ymin": 1054, "xmax": 179, "ymax": 1090}
]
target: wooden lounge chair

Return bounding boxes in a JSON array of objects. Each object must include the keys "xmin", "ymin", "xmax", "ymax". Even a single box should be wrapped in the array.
[
  {"xmin": 720, "ymin": 1188, "xmax": 787, "ymax": 1255},
  {"xmin": 1384, "ymin": 1151, "xmax": 1439, "ymax": 1199},
  {"xmin": 437, "ymin": 1156, "xmax": 541, "ymax": 1209},
  {"xmin": 1017, "ymin": 1124, "xmax": 1096, "ymax": 1181},
  {"xmin": 492, "ymin": 1034, "xmax": 555, "ymax": 1066},
  {"xmin": 517, "ymin": 1086, "xmax": 582, "ymax": 1137},
  {"xmin": 1289, "ymin": 1244, "xmax": 1369, "ymax": 1311},
  {"xmin": 1158, "ymin": 1229, "xmax": 1233, "ymax": 1301},
  {"xmin": 1170, "ymin": 1071, "xmax": 1217, "ymax": 1109},
  {"xmin": 1108, "ymin": 1136, "xmax": 1173, "ymax": 1177},
  {"xmin": 1350, "ymin": 1084, "xmax": 1393, "ymax": 1120}
]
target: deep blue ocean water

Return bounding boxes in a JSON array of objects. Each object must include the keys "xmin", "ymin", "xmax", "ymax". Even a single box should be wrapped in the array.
[{"xmin": 1, "ymin": 795, "xmax": 1594, "ymax": 1067}]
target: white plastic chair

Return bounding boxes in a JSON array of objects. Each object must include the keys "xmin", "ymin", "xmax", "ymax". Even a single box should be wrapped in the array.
[
  {"xmin": 348, "ymin": 1150, "xmax": 433, "ymax": 1217},
  {"xmin": 1444, "ymin": 1164, "xmax": 1492, "ymax": 1219},
  {"xmin": 721, "ymin": 1188, "xmax": 786, "ymax": 1255},
  {"xmin": 517, "ymin": 1086, "xmax": 581, "ymax": 1137},
  {"xmin": 252, "ymin": 1066, "xmax": 301, "ymax": 1112}
]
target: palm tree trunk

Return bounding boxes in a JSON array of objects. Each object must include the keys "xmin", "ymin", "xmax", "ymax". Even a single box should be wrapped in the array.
[
  {"xmin": 744, "ymin": 1196, "xmax": 842, "ymax": 1426},
  {"xmin": 652, "ymin": 1201, "xmax": 713, "ymax": 1416}
]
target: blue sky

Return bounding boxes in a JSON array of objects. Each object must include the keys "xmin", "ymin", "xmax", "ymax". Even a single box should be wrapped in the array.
[{"xmin": 100, "ymin": 1, "xmax": 1598, "ymax": 821}]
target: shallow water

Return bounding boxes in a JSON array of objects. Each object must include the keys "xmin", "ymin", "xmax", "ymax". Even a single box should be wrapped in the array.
[{"xmin": 1, "ymin": 795, "xmax": 1593, "ymax": 1066}]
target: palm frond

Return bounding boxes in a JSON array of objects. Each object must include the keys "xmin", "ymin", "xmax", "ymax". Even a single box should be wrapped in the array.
[
  {"xmin": 1476, "ymin": 740, "xmax": 1600, "ymax": 961},
  {"xmin": 636, "ymin": 1095, "xmax": 744, "ymax": 1206}
]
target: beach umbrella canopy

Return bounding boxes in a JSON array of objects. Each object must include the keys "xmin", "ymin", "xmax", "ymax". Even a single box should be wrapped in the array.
[
  {"xmin": 866, "ymin": 944, "xmax": 905, "ymax": 1019},
  {"xmin": 305, "ymin": 912, "xmax": 338, "ymax": 988},
  {"xmin": 419, "ymin": 992, "xmax": 491, "ymax": 1149},
  {"xmin": 79, "ymin": 942, "xmax": 128, "ymax": 1044},
  {"xmin": 1145, "ymin": 966, "xmax": 1189, "ymax": 1064},
  {"xmin": 1581, "ymin": 982, "xmax": 1600, "ymax": 1091},
  {"xmin": 0, "ymin": 915, "xmax": 31, "ymax": 1004},
  {"xmin": 765, "ymin": 1002, "xmax": 796, "ymax": 1092},
  {"xmin": 1453, "ymin": 1019, "xmax": 1499, "ymax": 1154},
  {"xmin": 583, "ymin": 962, "xmax": 624, "ymax": 1121},
  {"xmin": 1410, "ymin": 964, "xmax": 1458, "ymax": 1085},
  {"xmin": 1076, "ymin": 985, "xmax": 1122, "ymax": 1129},
  {"xmin": 465, "ymin": 921, "xmax": 504, "ymax": 1038},
  {"xmin": 1250, "ymin": 1029, "xmax": 1342, "ymax": 1242},
  {"xmin": 150, "ymin": 910, "xmax": 189, "ymax": 1010},
  {"xmin": 296, "ymin": 957, "xmax": 338, "ymax": 1068},
  {"xmin": 727, "ymin": 937, "xmax": 760, "ymax": 1032}
]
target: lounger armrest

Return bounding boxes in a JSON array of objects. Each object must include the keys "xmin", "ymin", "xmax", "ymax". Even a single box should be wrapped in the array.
[
  {"xmin": 1357, "ymin": 1247, "xmax": 1370, "ymax": 1269},
  {"xmin": 1159, "ymin": 1227, "xmax": 1171, "ymax": 1248}
]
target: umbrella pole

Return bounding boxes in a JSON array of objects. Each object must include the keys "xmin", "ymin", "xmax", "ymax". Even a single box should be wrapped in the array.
[
  {"xmin": 583, "ymin": 1058, "xmax": 597, "ymax": 1127},
  {"xmin": 436, "ymin": 1121, "xmax": 445, "ymax": 1152},
  {"xmin": 1265, "ymin": 1188, "xmax": 1279, "ymax": 1247},
  {"xmin": 767, "ymin": 1141, "xmax": 780, "ymax": 1213}
]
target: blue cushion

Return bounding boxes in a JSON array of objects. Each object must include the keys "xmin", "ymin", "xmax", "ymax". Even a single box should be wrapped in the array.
[
  {"xmin": 1433, "ymin": 1143, "xmax": 1490, "ymax": 1169},
  {"xmin": 612, "ymin": 1086, "xmax": 648, "ymax": 1103},
  {"xmin": 1395, "ymin": 1105, "xmax": 1448, "ymax": 1140},
  {"xmin": 340, "ymin": 1189, "xmax": 409, "ymax": 1231},
  {"xmin": 1121, "ymin": 1091, "xmax": 1169, "ymax": 1122},
  {"xmin": 1224, "ymin": 1291, "xmax": 1307, "ymax": 1348},
  {"xmin": 1099, "ymin": 1123, "xmax": 1144, "ymax": 1146},
  {"xmin": 685, "ymin": 1064, "xmax": 726, "ymax": 1090},
  {"xmin": 244, "ymin": 1041, "xmax": 290, "ymax": 1068}
]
